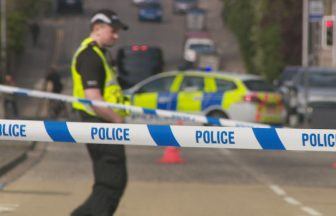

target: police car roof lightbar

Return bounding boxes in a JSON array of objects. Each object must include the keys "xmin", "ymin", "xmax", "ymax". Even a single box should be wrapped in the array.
[{"xmin": 0, "ymin": 84, "xmax": 270, "ymax": 128}]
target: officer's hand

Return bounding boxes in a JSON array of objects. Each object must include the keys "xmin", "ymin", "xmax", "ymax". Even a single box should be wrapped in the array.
[{"xmin": 113, "ymin": 115, "xmax": 125, "ymax": 124}]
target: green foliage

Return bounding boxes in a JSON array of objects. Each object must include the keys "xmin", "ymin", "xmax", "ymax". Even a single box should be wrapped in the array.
[
  {"xmin": 222, "ymin": 0, "xmax": 302, "ymax": 81},
  {"xmin": 253, "ymin": 24, "xmax": 283, "ymax": 81},
  {"xmin": 222, "ymin": 1, "xmax": 256, "ymax": 74},
  {"xmin": 12, "ymin": 0, "xmax": 50, "ymax": 19},
  {"xmin": 1, "ymin": 0, "xmax": 50, "ymax": 54},
  {"xmin": 7, "ymin": 11, "xmax": 26, "ymax": 53}
]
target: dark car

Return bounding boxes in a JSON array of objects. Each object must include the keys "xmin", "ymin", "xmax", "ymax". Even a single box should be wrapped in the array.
[
  {"xmin": 56, "ymin": 0, "xmax": 83, "ymax": 14},
  {"xmin": 116, "ymin": 45, "xmax": 164, "ymax": 89},
  {"xmin": 138, "ymin": 1, "xmax": 163, "ymax": 22},
  {"xmin": 276, "ymin": 66, "xmax": 336, "ymax": 127},
  {"xmin": 275, "ymin": 66, "xmax": 301, "ymax": 87}
]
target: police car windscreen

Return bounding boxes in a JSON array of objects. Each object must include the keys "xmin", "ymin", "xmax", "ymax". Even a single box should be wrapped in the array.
[{"xmin": 243, "ymin": 80, "xmax": 275, "ymax": 92}]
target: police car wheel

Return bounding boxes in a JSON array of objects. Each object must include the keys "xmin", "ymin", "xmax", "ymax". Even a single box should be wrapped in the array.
[
  {"xmin": 204, "ymin": 110, "xmax": 228, "ymax": 126},
  {"xmin": 207, "ymin": 110, "xmax": 228, "ymax": 119}
]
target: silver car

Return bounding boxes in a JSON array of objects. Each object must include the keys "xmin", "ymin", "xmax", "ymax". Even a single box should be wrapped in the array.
[{"xmin": 279, "ymin": 67, "xmax": 336, "ymax": 126}]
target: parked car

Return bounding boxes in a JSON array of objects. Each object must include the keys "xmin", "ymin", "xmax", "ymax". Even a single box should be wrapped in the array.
[
  {"xmin": 116, "ymin": 45, "xmax": 164, "ymax": 89},
  {"xmin": 183, "ymin": 32, "xmax": 216, "ymax": 63},
  {"xmin": 275, "ymin": 66, "xmax": 302, "ymax": 87},
  {"xmin": 56, "ymin": 0, "xmax": 83, "ymax": 13},
  {"xmin": 138, "ymin": 1, "xmax": 163, "ymax": 22},
  {"xmin": 133, "ymin": 0, "xmax": 147, "ymax": 6},
  {"xmin": 277, "ymin": 67, "xmax": 336, "ymax": 126},
  {"xmin": 126, "ymin": 71, "xmax": 285, "ymax": 124},
  {"xmin": 173, "ymin": 0, "xmax": 198, "ymax": 14}
]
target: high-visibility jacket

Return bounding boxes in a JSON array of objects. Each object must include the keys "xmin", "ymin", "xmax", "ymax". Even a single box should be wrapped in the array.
[{"xmin": 71, "ymin": 37, "xmax": 125, "ymax": 116}]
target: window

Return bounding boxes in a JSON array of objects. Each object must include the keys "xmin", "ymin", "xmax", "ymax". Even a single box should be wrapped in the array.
[
  {"xmin": 137, "ymin": 76, "xmax": 175, "ymax": 93},
  {"xmin": 307, "ymin": 72, "xmax": 336, "ymax": 88},
  {"xmin": 189, "ymin": 44, "xmax": 216, "ymax": 53},
  {"xmin": 180, "ymin": 76, "xmax": 204, "ymax": 91},
  {"xmin": 116, "ymin": 46, "xmax": 164, "ymax": 88},
  {"xmin": 216, "ymin": 79, "xmax": 237, "ymax": 91},
  {"xmin": 243, "ymin": 80, "xmax": 275, "ymax": 92},
  {"xmin": 279, "ymin": 66, "xmax": 301, "ymax": 85}
]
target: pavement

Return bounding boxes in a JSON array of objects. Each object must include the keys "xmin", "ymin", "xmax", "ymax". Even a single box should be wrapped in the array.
[{"xmin": 0, "ymin": 18, "xmax": 57, "ymax": 181}]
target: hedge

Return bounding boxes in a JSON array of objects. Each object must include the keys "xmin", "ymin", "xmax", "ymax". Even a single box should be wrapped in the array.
[
  {"xmin": 222, "ymin": 0, "xmax": 302, "ymax": 81},
  {"xmin": 3, "ymin": 0, "xmax": 50, "ymax": 54}
]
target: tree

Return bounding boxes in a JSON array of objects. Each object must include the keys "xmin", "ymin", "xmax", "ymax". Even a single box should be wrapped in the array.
[{"xmin": 222, "ymin": 0, "xmax": 302, "ymax": 80}]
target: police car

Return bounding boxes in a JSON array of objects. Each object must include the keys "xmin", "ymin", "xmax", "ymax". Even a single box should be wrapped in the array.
[{"xmin": 126, "ymin": 71, "xmax": 286, "ymax": 124}]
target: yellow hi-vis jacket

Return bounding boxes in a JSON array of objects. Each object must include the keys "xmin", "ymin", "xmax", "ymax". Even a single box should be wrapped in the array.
[{"xmin": 71, "ymin": 37, "xmax": 126, "ymax": 116}]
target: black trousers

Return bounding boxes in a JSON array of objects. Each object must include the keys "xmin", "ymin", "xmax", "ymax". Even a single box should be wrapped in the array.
[{"xmin": 71, "ymin": 112, "xmax": 127, "ymax": 216}]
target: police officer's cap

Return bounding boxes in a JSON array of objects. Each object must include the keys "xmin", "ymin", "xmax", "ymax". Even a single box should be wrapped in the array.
[{"xmin": 91, "ymin": 9, "xmax": 128, "ymax": 30}]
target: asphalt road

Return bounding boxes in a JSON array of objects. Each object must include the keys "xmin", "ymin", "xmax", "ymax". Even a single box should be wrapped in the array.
[{"xmin": 0, "ymin": 0, "xmax": 336, "ymax": 216}]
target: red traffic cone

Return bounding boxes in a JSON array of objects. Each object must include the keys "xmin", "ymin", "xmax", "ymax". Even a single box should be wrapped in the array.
[
  {"xmin": 159, "ymin": 147, "xmax": 184, "ymax": 164},
  {"xmin": 332, "ymin": 162, "xmax": 336, "ymax": 169},
  {"xmin": 158, "ymin": 119, "xmax": 185, "ymax": 164}
]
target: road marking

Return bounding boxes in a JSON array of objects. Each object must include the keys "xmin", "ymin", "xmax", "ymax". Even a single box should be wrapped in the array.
[
  {"xmin": 218, "ymin": 150, "xmax": 323, "ymax": 215},
  {"xmin": 219, "ymin": 149, "xmax": 232, "ymax": 156},
  {"xmin": 301, "ymin": 206, "xmax": 322, "ymax": 216},
  {"xmin": 284, "ymin": 196, "xmax": 301, "ymax": 206},
  {"xmin": 0, "ymin": 204, "xmax": 19, "ymax": 213},
  {"xmin": 269, "ymin": 184, "xmax": 286, "ymax": 196}
]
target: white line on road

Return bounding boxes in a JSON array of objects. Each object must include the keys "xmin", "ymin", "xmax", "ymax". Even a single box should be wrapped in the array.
[
  {"xmin": 218, "ymin": 150, "xmax": 323, "ymax": 216},
  {"xmin": 284, "ymin": 196, "xmax": 301, "ymax": 206},
  {"xmin": 301, "ymin": 206, "xmax": 322, "ymax": 216},
  {"xmin": 0, "ymin": 203, "xmax": 19, "ymax": 213},
  {"xmin": 218, "ymin": 149, "xmax": 232, "ymax": 156},
  {"xmin": 269, "ymin": 184, "xmax": 286, "ymax": 196}
]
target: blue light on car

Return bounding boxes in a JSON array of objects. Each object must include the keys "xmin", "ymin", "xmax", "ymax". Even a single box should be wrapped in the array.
[{"xmin": 205, "ymin": 66, "xmax": 212, "ymax": 72}]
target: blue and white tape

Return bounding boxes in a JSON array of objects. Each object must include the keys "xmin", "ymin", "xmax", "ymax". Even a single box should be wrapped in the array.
[
  {"xmin": 0, "ymin": 84, "xmax": 270, "ymax": 128},
  {"xmin": 0, "ymin": 119, "xmax": 335, "ymax": 151}
]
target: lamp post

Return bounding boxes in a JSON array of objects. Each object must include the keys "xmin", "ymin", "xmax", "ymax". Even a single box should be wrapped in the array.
[
  {"xmin": 0, "ymin": 0, "xmax": 6, "ymax": 82},
  {"xmin": 301, "ymin": 0, "xmax": 310, "ymax": 127},
  {"xmin": 333, "ymin": 0, "xmax": 336, "ymax": 66},
  {"xmin": 302, "ymin": 0, "xmax": 309, "ymax": 67}
]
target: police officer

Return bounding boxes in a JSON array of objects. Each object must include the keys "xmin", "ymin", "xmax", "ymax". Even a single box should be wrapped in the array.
[{"xmin": 70, "ymin": 9, "xmax": 129, "ymax": 216}]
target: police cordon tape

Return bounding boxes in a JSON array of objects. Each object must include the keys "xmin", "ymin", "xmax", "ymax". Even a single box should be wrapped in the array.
[
  {"xmin": 0, "ymin": 119, "xmax": 335, "ymax": 151},
  {"xmin": 0, "ymin": 84, "xmax": 270, "ymax": 128}
]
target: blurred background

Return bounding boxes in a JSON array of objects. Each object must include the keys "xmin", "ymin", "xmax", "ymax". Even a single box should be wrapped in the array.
[{"xmin": 0, "ymin": 0, "xmax": 335, "ymax": 215}]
